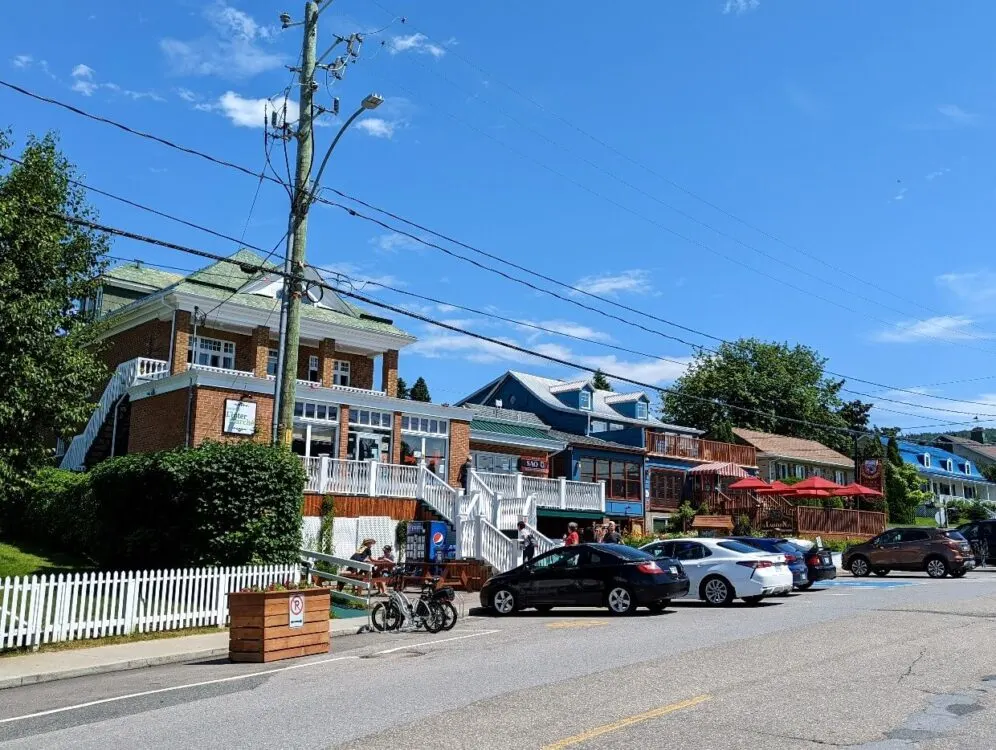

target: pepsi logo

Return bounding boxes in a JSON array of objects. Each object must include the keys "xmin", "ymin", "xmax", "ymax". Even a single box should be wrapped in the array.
[{"xmin": 432, "ymin": 532, "xmax": 444, "ymax": 545}]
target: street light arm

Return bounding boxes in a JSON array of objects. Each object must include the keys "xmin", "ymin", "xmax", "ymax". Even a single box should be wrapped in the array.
[{"xmin": 307, "ymin": 106, "xmax": 365, "ymax": 207}]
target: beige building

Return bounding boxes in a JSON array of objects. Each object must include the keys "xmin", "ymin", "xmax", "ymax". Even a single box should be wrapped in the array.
[{"xmin": 732, "ymin": 428, "xmax": 854, "ymax": 486}]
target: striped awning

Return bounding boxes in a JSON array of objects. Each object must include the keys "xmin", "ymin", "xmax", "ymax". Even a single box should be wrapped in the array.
[{"xmin": 688, "ymin": 461, "xmax": 750, "ymax": 478}]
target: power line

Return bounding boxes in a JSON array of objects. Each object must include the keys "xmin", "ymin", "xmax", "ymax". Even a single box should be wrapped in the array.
[
  {"xmin": 7, "ymin": 84, "xmax": 994, "ymax": 407},
  {"xmin": 368, "ymin": 3, "xmax": 976, "ymax": 331}
]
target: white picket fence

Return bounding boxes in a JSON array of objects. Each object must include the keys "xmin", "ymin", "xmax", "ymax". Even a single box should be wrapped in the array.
[{"xmin": 1, "ymin": 564, "xmax": 298, "ymax": 651}]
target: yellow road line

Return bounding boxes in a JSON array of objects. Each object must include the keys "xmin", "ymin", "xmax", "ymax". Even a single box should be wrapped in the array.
[{"xmin": 542, "ymin": 694, "xmax": 712, "ymax": 749}]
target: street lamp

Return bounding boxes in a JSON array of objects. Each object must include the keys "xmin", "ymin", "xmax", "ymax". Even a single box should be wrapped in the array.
[{"xmin": 307, "ymin": 93, "xmax": 383, "ymax": 207}]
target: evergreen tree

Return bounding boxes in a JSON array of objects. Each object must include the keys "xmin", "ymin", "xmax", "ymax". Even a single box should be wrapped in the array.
[
  {"xmin": 396, "ymin": 376, "xmax": 409, "ymax": 400},
  {"xmin": 591, "ymin": 370, "xmax": 612, "ymax": 391},
  {"xmin": 409, "ymin": 377, "xmax": 431, "ymax": 403}
]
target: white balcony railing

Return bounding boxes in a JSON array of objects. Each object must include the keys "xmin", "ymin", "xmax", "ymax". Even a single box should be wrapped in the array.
[{"xmin": 475, "ymin": 472, "xmax": 606, "ymax": 513}]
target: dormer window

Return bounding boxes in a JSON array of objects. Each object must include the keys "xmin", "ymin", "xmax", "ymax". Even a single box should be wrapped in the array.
[
  {"xmin": 944, "ymin": 459, "xmax": 954, "ymax": 472},
  {"xmin": 636, "ymin": 402, "xmax": 648, "ymax": 420},
  {"xmin": 579, "ymin": 390, "xmax": 592, "ymax": 410},
  {"xmin": 965, "ymin": 462, "xmax": 973, "ymax": 475},
  {"xmin": 922, "ymin": 453, "xmax": 931, "ymax": 468}
]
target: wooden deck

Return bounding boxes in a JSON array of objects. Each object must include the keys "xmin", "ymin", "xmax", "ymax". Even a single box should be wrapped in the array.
[{"xmin": 646, "ymin": 433, "xmax": 756, "ymax": 467}]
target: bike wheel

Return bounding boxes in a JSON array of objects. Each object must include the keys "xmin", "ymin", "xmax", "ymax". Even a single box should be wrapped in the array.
[
  {"xmin": 440, "ymin": 601, "xmax": 458, "ymax": 631},
  {"xmin": 418, "ymin": 601, "xmax": 445, "ymax": 633},
  {"xmin": 371, "ymin": 601, "xmax": 402, "ymax": 632}
]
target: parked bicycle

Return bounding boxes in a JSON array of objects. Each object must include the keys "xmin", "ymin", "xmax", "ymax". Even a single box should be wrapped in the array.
[{"xmin": 371, "ymin": 572, "xmax": 453, "ymax": 633}]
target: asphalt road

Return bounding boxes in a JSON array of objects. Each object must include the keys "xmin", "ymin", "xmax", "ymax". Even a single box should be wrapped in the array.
[{"xmin": 4, "ymin": 571, "xmax": 996, "ymax": 749}]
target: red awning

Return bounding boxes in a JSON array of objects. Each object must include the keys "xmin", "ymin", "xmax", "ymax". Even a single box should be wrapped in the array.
[{"xmin": 688, "ymin": 461, "xmax": 750, "ymax": 478}]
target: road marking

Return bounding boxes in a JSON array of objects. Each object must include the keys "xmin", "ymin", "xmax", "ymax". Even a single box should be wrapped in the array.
[
  {"xmin": 0, "ymin": 655, "xmax": 360, "ymax": 725},
  {"xmin": 546, "ymin": 620, "xmax": 609, "ymax": 629},
  {"xmin": 541, "ymin": 694, "xmax": 711, "ymax": 749},
  {"xmin": 374, "ymin": 629, "xmax": 499, "ymax": 655}
]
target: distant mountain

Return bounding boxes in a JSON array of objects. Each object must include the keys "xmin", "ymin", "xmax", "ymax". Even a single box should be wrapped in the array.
[{"xmin": 903, "ymin": 428, "xmax": 996, "ymax": 444}]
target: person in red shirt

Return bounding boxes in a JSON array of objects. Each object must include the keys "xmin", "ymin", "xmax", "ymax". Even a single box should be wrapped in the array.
[{"xmin": 564, "ymin": 522, "xmax": 580, "ymax": 546}]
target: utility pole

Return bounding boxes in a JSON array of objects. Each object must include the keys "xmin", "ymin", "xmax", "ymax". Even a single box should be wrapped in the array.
[{"xmin": 275, "ymin": 0, "xmax": 319, "ymax": 447}]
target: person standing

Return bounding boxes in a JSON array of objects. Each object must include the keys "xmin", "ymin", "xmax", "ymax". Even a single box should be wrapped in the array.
[
  {"xmin": 581, "ymin": 524, "xmax": 595, "ymax": 543},
  {"xmin": 458, "ymin": 457, "xmax": 473, "ymax": 492},
  {"xmin": 602, "ymin": 521, "xmax": 622, "ymax": 545},
  {"xmin": 517, "ymin": 520, "xmax": 536, "ymax": 564},
  {"xmin": 564, "ymin": 522, "xmax": 580, "ymax": 546}
]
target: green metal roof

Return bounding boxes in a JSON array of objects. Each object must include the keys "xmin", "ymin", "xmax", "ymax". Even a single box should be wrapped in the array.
[
  {"xmin": 102, "ymin": 250, "xmax": 411, "ymax": 339},
  {"xmin": 471, "ymin": 418, "xmax": 553, "ymax": 440},
  {"xmin": 537, "ymin": 508, "xmax": 604, "ymax": 519},
  {"xmin": 103, "ymin": 263, "xmax": 184, "ymax": 290}
]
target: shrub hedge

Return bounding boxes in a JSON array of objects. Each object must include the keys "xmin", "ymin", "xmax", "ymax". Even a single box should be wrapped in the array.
[{"xmin": 1, "ymin": 442, "xmax": 305, "ymax": 570}]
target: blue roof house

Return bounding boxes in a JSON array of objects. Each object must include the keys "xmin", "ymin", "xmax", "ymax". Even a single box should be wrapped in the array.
[{"xmin": 892, "ymin": 439, "xmax": 996, "ymax": 504}]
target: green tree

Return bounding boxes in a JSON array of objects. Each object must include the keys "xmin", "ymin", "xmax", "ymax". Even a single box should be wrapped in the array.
[
  {"xmin": 660, "ymin": 339, "xmax": 853, "ymax": 453},
  {"xmin": 982, "ymin": 464, "xmax": 996, "ymax": 484},
  {"xmin": 884, "ymin": 461, "xmax": 931, "ymax": 525},
  {"xmin": 396, "ymin": 376, "xmax": 409, "ymax": 400},
  {"xmin": 591, "ymin": 370, "xmax": 612, "ymax": 391},
  {"xmin": 675, "ymin": 501, "xmax": 696, "ymax": 533},
  {"xmin": 409, "ymin": 376, "xmax": 431, "ymax": 403},
  {"xmin": 838, "ymin": 399, "xmax": 873, "ymax": 432},
  {"xmin": 0, "ymin": 131, "xmax": 107, "ymax": 494}
]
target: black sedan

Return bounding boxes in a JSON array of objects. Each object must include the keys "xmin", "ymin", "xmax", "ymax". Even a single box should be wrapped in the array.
[
  {"xmin": 793, "ymin": 542, "xmax": 837, "ymax": 587},
  {"xmin": 480, "ymin": 543, "xmax": 689, "ymax": 616}
]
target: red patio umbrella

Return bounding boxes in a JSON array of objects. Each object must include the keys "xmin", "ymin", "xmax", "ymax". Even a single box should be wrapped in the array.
[
  {"xmin": 727, "ymin": 476, "xmax": 771, "ymax": 491},
  {"xmin": 789, "ymin": 488, "xmax": 832, "ymax": 498},
  {"xmin": 756, "ymin": 480, "xmax": 792, "ymax": 495},
  {"xmin": 790, "ymin": 476, "xmax": 845, "ymax": 492},
  {"xmin": 838, "ymin": 482, "xmax": 883, "ymax": 498}
]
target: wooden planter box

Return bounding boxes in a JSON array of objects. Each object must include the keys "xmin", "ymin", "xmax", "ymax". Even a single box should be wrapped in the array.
[{"xmin": 228, "ymin": 588, "xmax": 330, "ymax": 663}]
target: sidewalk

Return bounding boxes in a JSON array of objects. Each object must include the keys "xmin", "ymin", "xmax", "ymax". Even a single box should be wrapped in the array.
[{"xmin": 0, "ymin": 617, "xmax": 367, "ymax": 690}]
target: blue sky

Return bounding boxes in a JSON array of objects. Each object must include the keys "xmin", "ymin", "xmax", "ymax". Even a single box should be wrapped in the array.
[{"xmin": 4, "ymin": 0, "xmax": 996, "ymax": 432}]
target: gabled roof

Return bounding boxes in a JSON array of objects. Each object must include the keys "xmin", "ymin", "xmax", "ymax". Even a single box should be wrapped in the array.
[
  {"xmin": 460, "ymin": 403, "xmax": 548, "ymax": 428},
  {"xmin": 732, "ymin": 428, "xmax": 852, "ymax": 469},
  {"xmin": 549, "ymin": 379, "xmax": 592, "ymax": 394},
  {"xmin": 891, "ymin": 439, "xmax": 994, "ymax": 482},
  {"xmin": 460, "ymin": 371, "xmax": 700, "ymax": 434},
  {"xmin": 101, "ymin": 250, "xmax": 412, "ymax": 340},
  {"xmin": 936, "ymin": 434, "xmax": 996, "ymax": 462},
  {"xmin": 603, "ymin": 391, "xmax": 648, "ymax": 404},
  {"xmin": 102, "ymin": 263, "xmax": 183, "ymax": 291}
]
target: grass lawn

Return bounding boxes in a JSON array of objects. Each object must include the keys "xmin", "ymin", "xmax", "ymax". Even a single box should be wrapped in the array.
[{"xmin": 0, "ymin": 538, "xmax": 92, "ymax": 579}]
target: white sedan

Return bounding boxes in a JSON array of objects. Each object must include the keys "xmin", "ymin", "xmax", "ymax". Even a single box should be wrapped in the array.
[{"xmin": 640, "ymin": 538, "xmax": 794, "ymax": 606}]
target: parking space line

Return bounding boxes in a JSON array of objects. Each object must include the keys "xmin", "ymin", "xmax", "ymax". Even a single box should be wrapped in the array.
[
  {"xmin": 374, "ymin": 629, "xmax": 500, "ymax": 655},
  {"xmin": 541, "ymin": 694, "xmax": 711, "ymax": 749}
]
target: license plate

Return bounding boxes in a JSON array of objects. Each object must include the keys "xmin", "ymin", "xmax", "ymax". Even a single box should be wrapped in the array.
[{"xmin": 669, "ymin": 566, "xmax": 679, "ymax": 575}]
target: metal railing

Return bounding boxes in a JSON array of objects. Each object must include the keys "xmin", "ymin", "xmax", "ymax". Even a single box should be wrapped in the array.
[{"xmin": 60, "ymin": 357, "xmax": 170, "ymax": 470}]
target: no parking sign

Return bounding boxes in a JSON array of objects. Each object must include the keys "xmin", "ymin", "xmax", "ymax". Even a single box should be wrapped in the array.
[{"xmin": 289, "ymin": 593, "xmax": 304, "ymax": 628}]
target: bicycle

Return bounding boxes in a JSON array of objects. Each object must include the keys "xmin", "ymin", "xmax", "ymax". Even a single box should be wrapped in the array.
[{"xmin": 371, "ymin": 571, "xmax": 446, "ymax": 633}]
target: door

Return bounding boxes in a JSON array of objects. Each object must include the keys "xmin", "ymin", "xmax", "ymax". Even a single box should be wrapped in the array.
[
  {"xmin": 896, "ymin": 529, "xmax": 930, "ymax": 568},
  {"xmin": 981, "ymin": 522, "xmax": 996, "ymax": 564},
  {"xmin": 671, "ymin": 541, "xmax": 709, "ymax": 592},
  {"xmin": 867, "ymin": 529, "xmax": 902, "ymax": 568},
  {"xmin": 573, "ymin": 548, "xmax": 609, "ymax": 606},
  {"xmin": 522, "ymin": 547, "xmax": 583, "ymax": 605},
  {"xmin": 352, "ymin": 432, "xmax": 380, "ymax": 461}
]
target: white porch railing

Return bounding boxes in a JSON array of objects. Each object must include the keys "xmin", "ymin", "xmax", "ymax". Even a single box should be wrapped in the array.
[
  {"xmin": 188, "ymin": 363, "xmax": 255, "ymax": 377},
  {"xmin": 524, "ymin": 522, "xmax": 560, "ymax": 557},
  {"xmin": 477, "ymin": 518, "xmax": 518, "ymax": 573},
  {"xmin": 420, "ymin": 468, "xmax": 459, "ymax": 523},
  {"xmin": 376, "ymin": 462, "xmax": 420, "ymax": 498},
  {"xmin": 476, "ymin": 472, "xmax": 606, "ymax": 513},
  {"xmin": 61, "ymin": 357, "xmax": 170, "ymax": 471}
]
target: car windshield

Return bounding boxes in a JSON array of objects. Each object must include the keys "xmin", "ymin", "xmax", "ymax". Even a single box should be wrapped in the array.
[
  {"xmin": 774, "ymin": 541, "xmax": 801, "ymax": 555},
  {"xmin": 600, "ymin": 545, "xmax": 653, "ymax": 561},
  {"xmin": 942, "ymin": 531, "xmax": 967, "ymax": 541},
  {"xmin": 717, "ymin": 540, "xmax": 766, "ymax": 554}
]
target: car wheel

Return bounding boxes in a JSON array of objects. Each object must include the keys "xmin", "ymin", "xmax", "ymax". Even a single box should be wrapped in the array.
[
  {"xmin": 925, "ymin": 557, "xmax": 949, "ymax": 578},
  {"xmin": 491, "ymin": 588, "xmax": 517, "ymax": 615},
  {"xmin": 534, "ymin": 604, "xmax": 554, "ymax": 613},
  {"xmin": 606, "ymin": 586, "xmax": 636, "ymax": 615},
  {"xmin": 951, "ymin": 569, "xmax": 967, "ymax": 578},
  {"xmin": 795, "ymin": 582, "xmax": 813, "ymax": 591},
  {"xmin": 743, "ymin": 595, "xmax": 764, "ymax": 605},
  {"xmin": 646, "ymin": 599, "xmax": 670, "ymax": 614},
  {"xmin": 849, "ymin": 556, "xmax": 871, "ymax": 577},
  {"xmin": 700, "ymin": 576, "xmax": 734, "ymax": 606},
  {"xmin": 873, "ymin": 569, "xmax": 890, "ymax": 577}
]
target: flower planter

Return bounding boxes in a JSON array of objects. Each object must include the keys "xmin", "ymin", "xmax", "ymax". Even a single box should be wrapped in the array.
[{"xmin": 227, "ymin": 588, "xmax": 330, "ymax": 663}]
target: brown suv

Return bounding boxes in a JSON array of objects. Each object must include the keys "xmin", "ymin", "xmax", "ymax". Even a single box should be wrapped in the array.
[{"xmin": 843, "ymin": 527, "xmax": 975, "ymax": 579}]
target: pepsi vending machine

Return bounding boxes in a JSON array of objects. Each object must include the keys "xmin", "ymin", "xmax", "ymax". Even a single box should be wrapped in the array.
[{"xmin": 406, "ymin": 521, "xmax": 456, "ymax": 564}]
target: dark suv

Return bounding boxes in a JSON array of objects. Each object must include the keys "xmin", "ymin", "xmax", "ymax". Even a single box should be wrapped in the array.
[
  {"xmin": 956, "ymin": 520, "xmax": 996, "ymax": 566},
  {"xmin": 843, "ymin": 527, "xmax": 974, "ymax": 579}
]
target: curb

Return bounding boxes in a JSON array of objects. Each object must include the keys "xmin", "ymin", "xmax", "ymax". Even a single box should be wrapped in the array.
[{"xmin": 0, "ymin": 624, "xmax": 368, "ymax": 691}]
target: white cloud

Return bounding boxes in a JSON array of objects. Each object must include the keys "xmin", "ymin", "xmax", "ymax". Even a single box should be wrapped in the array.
[
  {"xmin": 160, "ymin": 2, "xmax": 282, "ymax": 78},
  {"xmin": 316, "ymin": 262, "xmax": 402, "ymax": 291},
  {"xmin": 516, "ymin": 319, "xmax": 612, "ymax": 343},
  {"xmin": 891, "ymin": 187, "xmax": 908, "ymax": 202},
  {"xmin": 211, "ymin": 91, "xmax": 299, "ymax": 128},
  {"xmin": 370, "ymin": 232, "xmax": 423, "ymax": 253},
  {"xmin": 925, "ymin": 168, "xmax": 950, "ymax": 181},
  {"xmin": 723, "ymin": 0, "xmax": 760, "ymax": 14},
  {"xmin": 875, "ymin": 315, "xmax": 989, "ymax": 343},
  {"xmin": 388, "ymin": 33, "xmax": 445, "ymax": 58},
  {"xmin": 938, "ymin": 104, "xmax": 979, "ymax": 126},
  {"xmin": 69, "ymin": 63, "xmax": 162, "ymax": 100},
  {"xmin": 11, "ymin": 55, "xmax": 33, "ymax": 69},
  {"xmin": 176, "ymin": 87, "xmax": 199, "ymax": 102},
  {"xmin": 936, "ymin": 271, "xmax": 996, "ymax": 310},
  {"xmin": 355, "ymin": 118, "xmax": 395, "ymax": 138},
  {"xmin": 573, "ymin": 269, "xmax": 652, "ymax": 297}
]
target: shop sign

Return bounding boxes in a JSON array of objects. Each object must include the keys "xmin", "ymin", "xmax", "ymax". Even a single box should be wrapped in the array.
[{"xmin": 224, "ymin": 399, "xmax": 257, "ymax": 435}]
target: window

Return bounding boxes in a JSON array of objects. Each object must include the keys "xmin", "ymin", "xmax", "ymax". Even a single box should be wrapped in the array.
[
  {"xmin": 267, "ymin": 348, "xmax": 278, "ymax": 377},
  {"xmin": 308, "ymin": 355, "xmax": 320, "ymax": 383},
  {"xmin": 333, "ymin": 360, "xmax": 350, "ymax": 387},
  {"xmin": 899, "ymin": 529, "xmax": 929, "ymax": 543},
  {"xmin": 717, "ymin": 540, "xmax": 764, "ymax": 554},
  {"xmin": 578, "ymin": 390, "xmax": 592, "ymax": 410},
  {"xmin": 532, "ymin": 548, "xmax": 581, "ymax": 569},
  {"xmin": 944, "ymin": 459, "xmax": 954, "ymax": 472},
  {"xmin": 965, "ymin": 485, "xmax": 976, "ymax": 500},
  {"xmin": 294, "ymin": 400, "xmax": 337, "ymax": 422},
  {"xmin": 834, "ymin": 470, "xmax": 846, "ymax": 485},
  {"xmin": 578, "ymin": 457, "xmax": 641, "ymax": 500},
  {"xmin": 777, "ymin": 463, "xmax": 789, "ymax": 480},
  {"xmin": 794, "ymin": 464, "xmax": 805, "ymax": 479},
  {"xmin": 609, "ymin": 423, "xmax": 624, "ymax": 431},
  {"xmin": 187, "ymin": 336, "xmax": 235, "ymax": 370},
  {"xmin": 636, "ymin": 402, "xmax": 648, "ymax": 420},
  {"xmin": 591, "ymin": 420, "xmax": 608, "ymax": 433},
  {"xmin": 649, "ymin": 469, "xmax": 684, "ymax": 508},
  {"xmin": 672, "ymin": 542, "xmax": 708, "ymax": 561},
  {"xmin": 472, "ymin": 452, "xmax": 518, "ymax": 474},
  {"xmin": 965, "ymin": 462, "xmax": 973, "ymax": 475},
  {"xmin": 938, "ymin": 483, "xmax": 952, "ymax": 496},
  {"xmin": 922, "ymin": 453, "xmax": 931, "ymax": 468},
  {"xmin": 350, "ymin": 409, "xmax": 392, "ymax": 428},
  {"xmin": 767, "ymin": 463, "xmax": 776, "ymax": 481},
  {"xmin": 876, "ymin": 530, "xmax": 902, "ymax": 545},
  {"xmin": 401, "ymin": 415, "xmax": 448, "ymax": 435}
]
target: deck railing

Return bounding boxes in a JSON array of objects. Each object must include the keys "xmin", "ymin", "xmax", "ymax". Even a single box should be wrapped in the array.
[
  {"xmin": 646, "ymin": 432, "xmax": 756, "ymax": 467},
  {"xmin": 475, "ymin": 472, "xmax": 605, "ymax": 513},
  {"xmin": 795, "ymin": 507, "xmax": 886, "ymax": 538}
]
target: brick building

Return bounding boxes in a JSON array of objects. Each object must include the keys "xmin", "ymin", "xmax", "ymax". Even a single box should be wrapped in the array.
[{"xmin": 62, "ymin": 251, "xmax": 471, "ymax": 493}]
